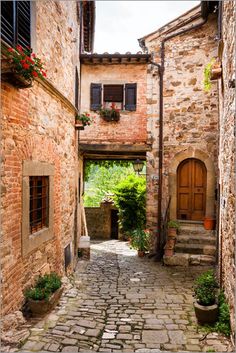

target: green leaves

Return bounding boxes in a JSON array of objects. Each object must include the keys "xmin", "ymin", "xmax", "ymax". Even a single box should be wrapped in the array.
[
  {"xmin": 113, "ymin": 175, "xmax": 146, "ymax": 233},
  {"xmin": 24, "ymin": 273, "xmax": 62, "ymax": 302},
  {"xmin": 194, "ymin": 270, "xmax": 218, "ymax": 306}
]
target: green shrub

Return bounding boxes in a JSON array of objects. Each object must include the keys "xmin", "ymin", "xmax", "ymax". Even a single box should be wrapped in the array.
[
  {"xmin": 194, "ymin": 270, "xmax": 218, "ymax": 306},
  {"xmin": 168, "ymin": 220, "xmax": 180, "ymax": 229},
  {"xmin": 129, "ymin": 229, "xmax": 150, "ymax": 252},
  {"xmin": 113, "ymin": 175, "xmax": 146, "ymax": 233},
  {"xmin": 25, "ymin": 273, "xmax": 62, "ymax": 301},
  {"xmin": 215, "ymin": 291, "xmax": 231, "ymax": 337}
]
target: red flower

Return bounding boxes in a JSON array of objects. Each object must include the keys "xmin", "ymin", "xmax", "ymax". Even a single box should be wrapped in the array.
[
  {"xmin": 16, "ymin": 45, "xmax": 23, "ymax": 52},
  {"xmin": 22, "ymin": 63, "xmax": 30, "ymax": 69},
  {"xmin": 42, "ymin": 71, "xmax": 47, "ymax": 77},
  {"xmin": 20, "ymin": 59, "xmax": 26, "ymax": 64},
  {"xmin": 32, "ymin": 71, "xmax": 38, "ymax": 77},
  {"xmin": 26, "ymin": 56, "xmax": 34, "ymax": 64},
  {"xmin": 7, "ymin": 47, "xmax": 14, "ymax": 52},
  {"xmin": 32, "ymin": 53, "xmax": 36, "ymax": 59}
]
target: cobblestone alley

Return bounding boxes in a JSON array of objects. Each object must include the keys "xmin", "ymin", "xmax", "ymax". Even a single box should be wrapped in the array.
[{"xmin": 9, "ymin": 240, "xmax": 233, "ymax": 352}]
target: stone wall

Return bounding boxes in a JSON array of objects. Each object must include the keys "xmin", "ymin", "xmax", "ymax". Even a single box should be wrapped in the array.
[
  {"xmin": 80, "ymin": 63, "xmax": 147, "ymax": 145},
  {"xmin": 218, "ymin": 0, "xmax": 236, "ymax": 335},
  {"xmin": 0, "ymin": 1, "xmax": 80, "ymax": 315},
  {"xmin": 143, "ymin": 10, "xmax": 219, "ymax": 244},
  {"xmin": 85, "ymin": 203, "xmax": 116, "ymax": 239}
]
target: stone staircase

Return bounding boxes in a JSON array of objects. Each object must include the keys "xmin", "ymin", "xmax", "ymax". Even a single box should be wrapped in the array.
[{"xmin": 164, "ymin": 221, "xmax": 217, "ymax": 266}]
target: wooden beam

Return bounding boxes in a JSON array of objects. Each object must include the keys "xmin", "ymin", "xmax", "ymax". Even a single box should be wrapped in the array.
[{"xmin": 79, "ymin": 143, "xmax": 151, "ymax": 153}]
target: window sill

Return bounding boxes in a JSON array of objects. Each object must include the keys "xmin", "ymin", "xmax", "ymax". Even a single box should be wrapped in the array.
[{"xmin": 1, "ymin": 60, "xmax": 33, "ymax": 89}]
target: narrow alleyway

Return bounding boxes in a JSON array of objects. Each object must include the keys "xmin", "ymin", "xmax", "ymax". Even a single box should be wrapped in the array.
[{"xmin": 17, "ymin": 241, "xmax": 231, "ymax": 352}]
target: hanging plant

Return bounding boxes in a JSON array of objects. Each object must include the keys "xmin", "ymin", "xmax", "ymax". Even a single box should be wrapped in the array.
[
  {"xmin": 203, "ymin": 58, "xmax": 222, "ymax": 92},
  {"xmin": 75, "ymin": 112, "xmax": 93, "ymax": 126}
]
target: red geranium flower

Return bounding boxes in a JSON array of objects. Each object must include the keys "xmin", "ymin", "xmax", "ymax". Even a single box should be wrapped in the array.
[
  {"xmin": 7, "ymin": 47, "xmax": 14, "ymax": 52},
  {"xmin": 16, "ymin": 45, "xmax": 23, "ymax": 52},
  {"xmin": 22, "ymin": 63, "xmax": 30, "ymax": 69},
  {"xmin": 42, "ymin": 71, "xmax": 47, "ymax": 77},
  {"xmin": 32, "ymin": 71, "xmax": 38, "ymax": 77}
]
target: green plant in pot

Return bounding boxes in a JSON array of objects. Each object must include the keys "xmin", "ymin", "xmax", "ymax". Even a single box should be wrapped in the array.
[
  {"xmin": 129, "ymin": 229, "xmax": 150, "ymax": 257},
  {"xmin": 193, "ymin": 270, "xmax": 218, "ymax": 324},
  {"xmin": 167, "ymin": 220, "xmax": 180, "ymax": 238}
]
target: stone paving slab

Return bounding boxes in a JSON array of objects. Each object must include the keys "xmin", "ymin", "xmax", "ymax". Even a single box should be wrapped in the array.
[{"xmin": 2, "ymin": 240, "xmax": 234, "ymax": 353}]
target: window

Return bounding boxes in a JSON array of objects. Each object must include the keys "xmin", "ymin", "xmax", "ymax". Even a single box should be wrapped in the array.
[
  {"xmin": 1, "ymin": 1, "xmax": 31, "ymax": 48},
  {"xmin": 75, "ymin": 66, "xmax": 79, "ymax": 109},
  {"xmin": 22, "ymin": 161, "xmax": 54, "ymax": 257},
  {"xmin": 30, "ymin": 176, "xmax": 49, "ymax": 234},
  {"xmin": 90, "ymin": 83, "xmax": 137, "ymax": 111}
]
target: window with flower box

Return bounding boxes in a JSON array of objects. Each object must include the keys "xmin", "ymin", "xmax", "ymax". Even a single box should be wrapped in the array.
[
  {"xmin": 1, "ymin": 1, "xmax": 31, "ymax": 48},
  {"xmin": 90, "ymin": 83, "xmax": 137, "ymax": 111}
]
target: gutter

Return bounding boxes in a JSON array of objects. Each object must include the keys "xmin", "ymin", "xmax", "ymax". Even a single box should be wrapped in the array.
[{"xmin": 150, "ymin": 14, "xmax": 209, "ymax": 259}]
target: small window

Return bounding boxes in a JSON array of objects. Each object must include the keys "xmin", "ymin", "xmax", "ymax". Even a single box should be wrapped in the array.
[{"xmin": 29, "ymin": 176, "xmax": 49, "ymax": 234}]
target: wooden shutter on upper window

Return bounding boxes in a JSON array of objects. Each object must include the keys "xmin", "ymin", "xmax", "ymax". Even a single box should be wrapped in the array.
[
  {"xmin": 1, "ymin": 1, "xmax": 31, "ymax": 48},
  {"xmin": 1, "ymin": 1, "xmax": 14, "ymax": 46},
  {"xmin": 17, "ymin": 1, "xmax": 31, "ymax": 48},
  {"xmin": 125, "ymin": 83, "xmax": 137, "ymax": 111},
  {"xmin": 90, "ymin": 83, "xmax": 102, "ymax": 110}
]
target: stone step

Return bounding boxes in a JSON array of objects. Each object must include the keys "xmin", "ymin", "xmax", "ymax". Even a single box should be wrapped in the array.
[
  {"xmin": 175, "ymin": 243, "xmax": 216, "ymax": 256},
  {"xmin": 178, "ymin": 225, "xmax": 215, "ymax": 236},
  {"xmin": 176, "ymin": 234, "xmax": 216, "ymax": 245},
  {"xmin": 164, "ymin": 253, "xmax": 216, "ymax": 266}
]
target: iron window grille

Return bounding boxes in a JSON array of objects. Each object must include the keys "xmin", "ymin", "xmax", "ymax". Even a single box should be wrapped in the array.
[{"xmin": 29, "ymin": 176, "xmax": 49, "ymax": 234}]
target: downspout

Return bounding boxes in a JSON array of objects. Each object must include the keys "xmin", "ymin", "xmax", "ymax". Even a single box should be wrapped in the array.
[{"xmin": 151, "ymin": 15, "xmax": 208, "ymax": 259}]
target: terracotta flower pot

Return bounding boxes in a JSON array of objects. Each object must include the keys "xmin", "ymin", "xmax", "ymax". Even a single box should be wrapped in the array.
[
  {"xmin": 204, "ymin": 217, "xmax": 216, "ymax": 230},
  {"xmin": 168, "ymin": 228, "xmax": 177, "ymax": 238},
  {"xmin": 138, "ymin": 250, "xmax": 145, "ymax": 257}
]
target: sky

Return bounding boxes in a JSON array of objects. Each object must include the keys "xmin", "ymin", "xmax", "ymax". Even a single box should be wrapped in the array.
[{"xmin": 94, "ymin": 1, "xmax": 200, "ymax": 53}]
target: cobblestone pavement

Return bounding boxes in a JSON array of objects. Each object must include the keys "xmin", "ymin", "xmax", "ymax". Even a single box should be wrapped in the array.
[{"xmin": 8, "ymin": 240, "xmax": 234, "ymax": 352}]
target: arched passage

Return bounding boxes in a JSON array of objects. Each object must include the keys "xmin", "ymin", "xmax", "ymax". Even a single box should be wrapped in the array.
[{"xmin": 168, "ymin": 148, "xmax": 216, "ymax": 221}]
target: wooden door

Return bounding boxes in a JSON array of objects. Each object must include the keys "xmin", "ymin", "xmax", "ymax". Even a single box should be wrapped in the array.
[{"xmin": 177, "ymin": 159, "xmax": 206, "ymax": 221}]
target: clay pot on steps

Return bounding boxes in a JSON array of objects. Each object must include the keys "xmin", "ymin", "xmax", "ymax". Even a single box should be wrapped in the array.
[{"xmin": 204, "ymin": 217, "xmax": 216, "ymax": 230}]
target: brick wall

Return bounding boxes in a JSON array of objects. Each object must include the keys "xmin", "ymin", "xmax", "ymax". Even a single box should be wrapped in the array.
[
  {"xmin": 1, "ymin": 1, "xmax": 79, "ymax": 315},
  {"xmin": 80, "ymin": 63, "xmax": 148, "ymax": 145},
  {"xmin": 218, "ymin": 0, "xmax": 236, "ymax": 335}
]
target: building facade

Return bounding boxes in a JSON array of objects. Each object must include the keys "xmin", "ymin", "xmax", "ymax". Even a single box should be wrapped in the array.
[{"xmin": 0, "ymin": 0, "xmax": 94, "ymax": 316}]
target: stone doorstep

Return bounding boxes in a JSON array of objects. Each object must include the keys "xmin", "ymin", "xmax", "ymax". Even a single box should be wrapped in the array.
[
  {"xmin": 175, "ymin": 243, "xmax": 216, "ymax": 256},
  {"xmin": 177, "ymin": 234, "xmax": 216, "ymax": 245},
  {"xmin": 163, "ymin": 253, "xmax": 216, "ymax": 266}
]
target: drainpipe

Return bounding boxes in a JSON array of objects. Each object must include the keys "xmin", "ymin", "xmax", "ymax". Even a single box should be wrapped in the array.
[{"xmin": 150, "ymin": 15, "xmax": 208, "ymax": 259}]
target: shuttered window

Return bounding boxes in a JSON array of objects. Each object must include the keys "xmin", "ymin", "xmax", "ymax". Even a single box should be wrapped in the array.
[
  {"xmin": 75, "ymin": 67, "xmax": 79, "ymax": 109},
  {"xmin": 125, "ymin": 83, "xmax": 137, "ymax": 111},
  {"xmin": 104, "ymin": 85, "xmax": 123, "ymax": 102},
  {"xmin": 90, "ymin": 83, "xmax": 102, "ymax": 111},
  {"xmin": 1, "ymin": 1, "xmax": 31, "ymax": 48}
]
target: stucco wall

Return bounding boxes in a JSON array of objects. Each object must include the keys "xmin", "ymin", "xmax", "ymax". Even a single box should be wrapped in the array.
[
  {"xmin": 144, "ymin": 13, "xmax": 219, "ymax": 242},
  {"xmin": 80, "ymin": 63, "xmax": 148, "ymax": 145},
  {"xmin": 1, "ymin": 1, "xmax": 80, "ymax": 315},
  {"xmin": 218, "ymin": 0, "xmax": 236, "ymax": 335}
]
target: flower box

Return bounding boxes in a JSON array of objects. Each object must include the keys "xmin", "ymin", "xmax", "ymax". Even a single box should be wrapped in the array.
[
  {"xmin": 27, "ymin": 286, "xmax": 63, "ymax": 317},
  {"xmin": 99, "ymin": 106, "xmax": 120, "ymax": 122},
  {"xmin": 1, "ymin": 60, "xmax": 32, "ymax": 88}
]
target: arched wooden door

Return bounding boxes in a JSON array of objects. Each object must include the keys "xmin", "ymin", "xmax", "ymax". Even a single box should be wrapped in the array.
[{"xmin": 177, "ymin": 158, "xmax": 206, "ymax": 221}]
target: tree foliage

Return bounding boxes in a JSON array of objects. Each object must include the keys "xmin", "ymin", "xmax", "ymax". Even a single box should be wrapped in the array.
[
  {"xmin": 113, "ymin": 175, "xmax": 146, "ymax": 233},
  {"xmin": 83, "ymin": 161, "xmax": 135, "ymax": 207}
]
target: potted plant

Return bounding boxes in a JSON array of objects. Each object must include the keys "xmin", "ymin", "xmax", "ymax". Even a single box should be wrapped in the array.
[
  {"xmin": 167, "ymin": 220, "xmax": 180, "ymax": 238},
  {"xmin": 75, "ymin": 112, "xmax": 93, "ymax": 128},
  {"xmin": 24, "ymin": 273, "xmax": 63, "ymax": 316},
  {"xmin": 164, "ymin": 242, "xmax": 175, "ymax": 257},
  {"xmin": 203, "ymin": 58, "xmax": 222, "ymax": 92},
  {"xmin": 99, "ymin": 102, "xmax": 120, "ymax": 121},
  {"xmin": 2, "ymin": 45, "xmax": 46, "ymax": 88},
  {"xmin": 129, "ymin": 229, "xmax": 150, "ymax": 257},
  {"xmin": 193, "ymin": 270, "xmax": 218, "ymax": 324}
]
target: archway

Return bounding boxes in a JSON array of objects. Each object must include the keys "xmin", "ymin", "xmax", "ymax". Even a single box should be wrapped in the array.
[
  {"xmin": 177, "ymin": 158, "xmax": 206, "ymax": 221},
  {"xmin": 168, "ymin": 148, "xmax": 216, "ymax": 221}
]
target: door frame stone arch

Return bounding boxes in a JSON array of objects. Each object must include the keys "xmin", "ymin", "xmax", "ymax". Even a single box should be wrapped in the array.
[{"xmin": 168, "ymin": 148, "xmax": 215, "ymax": 220}]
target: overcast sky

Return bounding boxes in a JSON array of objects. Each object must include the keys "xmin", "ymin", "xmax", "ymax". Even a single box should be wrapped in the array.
[{"xmin": 94, "ymin": 1, "xmax": 200, "ymax": 53}]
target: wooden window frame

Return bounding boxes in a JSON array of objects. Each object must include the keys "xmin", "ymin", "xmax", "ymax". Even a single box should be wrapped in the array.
[{"xmin": 22, "ymin": 161, "xmax": 54, "ymax": 257}]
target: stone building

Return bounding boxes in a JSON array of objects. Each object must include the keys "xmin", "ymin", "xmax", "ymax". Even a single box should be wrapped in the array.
[
  {"xmin": 217, "ymin": 0, "xmax": 235, "ymax": 335},
  {"xmin": 0, "ymin": 1, "xmax": 94, "ymax": 317}
]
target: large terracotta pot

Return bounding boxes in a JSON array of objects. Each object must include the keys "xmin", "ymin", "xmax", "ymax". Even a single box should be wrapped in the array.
[
  {"xmin": 194, "ymin": 301, "xmax": 218, "ymax": 324},
  {"xmin": 204, "ymin": 217, "xmax": 216, "ymax": 230}
]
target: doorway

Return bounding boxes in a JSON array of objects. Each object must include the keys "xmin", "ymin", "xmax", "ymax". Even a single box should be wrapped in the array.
[
  {"xmin": 177, "ymin": 158, "xmax": 206, "ymax": 221},
  {"xmin": 111, "ymin": 209, "xmax": 119, "ymax": 239}
]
